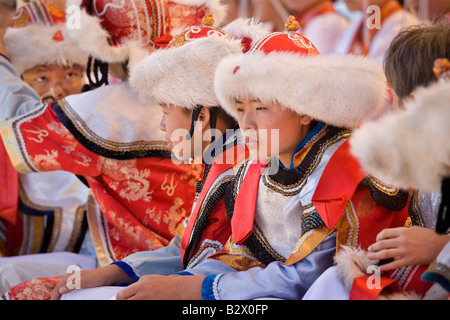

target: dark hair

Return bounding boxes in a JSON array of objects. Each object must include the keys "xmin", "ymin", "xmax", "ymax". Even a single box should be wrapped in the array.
[
  {"xmin": 181, "ymin": 106, "xmax": 193, "ymax": 116},
  {"xmin": 383, "ymin": 25, "xmax": 450, "ymax": 99},
  {"xmin": 0, "ymin": 0, "xmax": 16, "ymax": 10},
  {"xmin": 175, "ymin": 105, "xmax": 237, "ymax": 127}
]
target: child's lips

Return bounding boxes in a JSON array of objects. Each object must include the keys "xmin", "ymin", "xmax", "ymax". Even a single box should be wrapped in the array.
[{"xmin": 40, "ymin": 93, "xmax": 56, "ymax": 105}]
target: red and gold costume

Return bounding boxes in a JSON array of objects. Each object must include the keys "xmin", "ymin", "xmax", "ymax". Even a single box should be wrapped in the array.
[
  {"xmin": 173, "ymin": 23, "xmax": 417, "ymax": 299},
  {"xmin": 0, "ymin": 84, "xmax": 203, "ymax": 264},
  {"xmin": 180, "ymin": 145, "xmax": 248, "ymax": 269}
]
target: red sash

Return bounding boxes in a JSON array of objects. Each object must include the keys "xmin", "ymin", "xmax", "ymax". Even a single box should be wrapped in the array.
[
  {"xmin": 0, "ymin": 137, "xmax": 18, "ymax": 225},
  {"xmin": 231, "ymin": 139, "xmax": 363, "ymax": 245},
  {"xmin": 350, "ymin": 264, "xmax": 433, "ymax": 299},
  {"xmin": 350, "ymin": 275, "xmax": 399, "ymax": 300},
  {"xmin": 312, "ymin": 140, "xmax": 366, "ymax": 229},
  {"xmin": 231, "ymin": 160, "xmax": 267, "ymax": 244}
]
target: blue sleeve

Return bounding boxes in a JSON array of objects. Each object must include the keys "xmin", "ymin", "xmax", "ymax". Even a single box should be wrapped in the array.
[
  {"xmin": 0, "ymin": 56, "xmax": 42, "ymax": 121},
  {"xmin": 199, "ymin": 233, "xmax": 336, "ymax": 300},
  {"xmin": 113, "ymin": 236, "xmax": 184, "ymax": 278},
  {"xmin": 111, "ymin": 261, "xmax": 140, "ymax": 281},
  {"xmin": 201, "ymin": 274, "xmax": 222, "ymax": 300}
]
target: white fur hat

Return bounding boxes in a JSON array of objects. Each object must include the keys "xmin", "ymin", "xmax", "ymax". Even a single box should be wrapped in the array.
[
  {"xmin": 350, "ymin": 81, "xmax": 450, "ymax": 192},
  {"xmin": 214, "ymin": 31, "xmax": 388, "ymax": 129},
  {"xmin": 64, "ymin": 0, "xmax": 227, "ymax": 69},
  {"xmin": 3, "ymin": 1, "xmax": 88, "ymax": 75},
  {"xmin": 129, "ymin": 18, "xmax": 271, "ymax": 109}
]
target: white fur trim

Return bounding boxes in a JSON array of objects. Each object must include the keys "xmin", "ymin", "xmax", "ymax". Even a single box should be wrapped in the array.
[
  {"xmin": 129, "ymin": 35, "xmax": 242, "ymax": 108},
  {"xmin": 350, "ymin": 82, "xmax": 450, "ymax": 192},
  {"xmin": 3, "ymin": 24, "xmax": 89, "ymax": 75},
  {"xmin": 214, "ymin": 53, "xmax": 388, "ymax": 128},
  {"xmin": 335, "ymin": 246, "xmax": 422, "ymax": 300},
  {"xmin": 222, "ymin": 18, "xmax": 272, "ymax": 48},
  {"xmin": 205, "ymin": 0, "xmax": 227, "ymax": 27},
  {"xmin": 334, "ymin": 246, "xmax": 377, "ymax": 293}
]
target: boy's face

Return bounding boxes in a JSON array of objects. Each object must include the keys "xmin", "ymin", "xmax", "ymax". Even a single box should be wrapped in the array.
[
  {"xmin": 22, "ymin": 64, "xmax": 85, "ymax": 103},
  {"xmin": 235, "ymin": 98, "xmax": 312, "ymax": 166},
  {"xmin": 160, "ymin": 104, "xmax": 197, "ymax": 160}
]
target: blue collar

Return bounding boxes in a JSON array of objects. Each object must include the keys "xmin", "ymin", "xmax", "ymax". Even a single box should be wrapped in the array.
[{"xmin": 278, "ymin": 122, "xmax": 325, "ymax": 170}]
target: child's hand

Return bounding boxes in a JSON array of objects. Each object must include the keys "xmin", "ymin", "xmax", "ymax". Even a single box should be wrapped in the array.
[
  {"xmin": 50, "ymin": 264, "xmax": 133, "ymax": 300},
  {"xmin": 367, "ymin": 226, "xmax": 449, "ymax": 271},
  {"xmin": 115, "ymin": 274, "xmax": 205, "ymax": 300}
]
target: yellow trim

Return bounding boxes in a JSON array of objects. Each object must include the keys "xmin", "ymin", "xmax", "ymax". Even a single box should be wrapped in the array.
[
  {"xmin": 0, "ymin": 121, "xmax": 31, "ymax": 173},
  {"xmin": 86, "ymin": 192, "xmax": 113, "ymax": 267},
  {"xmin": 368, "ymin": 175, "xmax": 401, "ymax": 196},
  {"xmin": 17, "ymin": 182, "xmax": 63, "ymax": 254},
  {"xmin": 58, "ymin": 99, "xmax": 169, "ymax": 153},
  {"xmin": 28, "ymin": 215, "xmax": 45, "ymax": 254},
  {"xmin": 336, "ymin": 202, "xmax": 358, "ymax": 250},
  {"xmin": 18, "ymin": 212, "xmax": 28, "ymax": 254},
  {"xmin": 209, "ymin": 237, "xmax": 266, "ymax": 271},
  {"xmin": 210, "ymin": 252, "xmax": 266, "ymax": 271},
  {"xmin": 345, "ymin": 201, "xmax": 359, "ymax": 247},
  {"xmin": 262, "ymin": 129, "xmax": 351, "ymax": 196},
  {"xmin": 0, "ymin": 238, "xmax": 6, "ymax": 257},
  {"xmin": 65, "ymin": 205, "xmax": 87, "ymax": 252},
  {"xmin": 427, "ymin": 261, "xmax": 450, "ymax": 283},
  {"xmin": 285, "ymin": 225, "xmax": 334, "ymax": 265}
]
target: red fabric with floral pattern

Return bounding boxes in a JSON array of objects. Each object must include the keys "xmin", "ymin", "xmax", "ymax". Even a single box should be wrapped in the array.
[
  {"xmin": 4, "ymin": 104, "xmax": 203, "ymax": 262},
  {"xmin": 7, "ymin": 276, "xmax": 62, "ymax": 300}
]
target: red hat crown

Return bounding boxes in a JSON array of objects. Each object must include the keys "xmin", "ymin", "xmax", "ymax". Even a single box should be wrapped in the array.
[
  {"xmin": 4, "ymin": 0, "xmax": 89, "ymax": 74},
  {"xmin": 82, "ymin": 0, "xmax": 170, "ymax": 48},
  {"xmin": 11, "ymin": 0, "xmax": 65, "ymax": 27},
  {"xmin": 249, "ymin": 16, "xmax": 320, "ymax": 56},
  {"xmin": 167, "ymin": 13, "xmax": 230, "ymax": 48},
  {"xmin": 10, "ymin": 0, "xmax": 67, "ymax": 43}
]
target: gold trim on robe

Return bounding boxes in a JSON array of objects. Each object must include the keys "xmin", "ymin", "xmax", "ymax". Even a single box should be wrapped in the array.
[
  {"xmin": 285, "ymin": 225, "xmax": 335, "ymax": 266},
  {"xmin": 0, "ymin": 119, "xmax": 34, "ymax": 173}
]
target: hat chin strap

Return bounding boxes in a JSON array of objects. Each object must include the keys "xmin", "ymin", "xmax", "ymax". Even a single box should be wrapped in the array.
[
  {"xmin": 436, "ymin": 176, "xmax": 450, "ymax": 234},
  {"xmin": 187, "ymin": 106, "xmax": 219, "ymax": 144},
  {"xmin": 87, "ymin": 56, "xmax": 109, "ymax": 88}
]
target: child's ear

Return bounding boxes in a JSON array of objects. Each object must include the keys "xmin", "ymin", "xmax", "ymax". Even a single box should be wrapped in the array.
[
  {"xmin": 299, "ymin": 114, "xmax": 313, "ymax": 126},
  {"xmin": 198, "ymin": 107, "xmax": 211, "ymax": 130}
]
